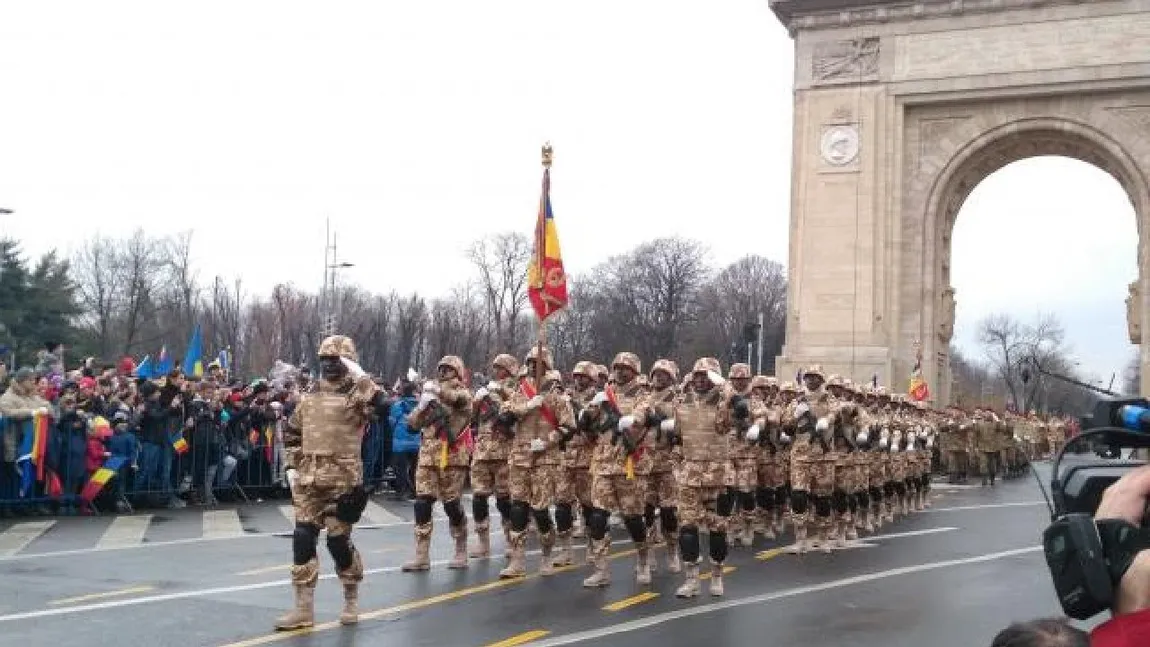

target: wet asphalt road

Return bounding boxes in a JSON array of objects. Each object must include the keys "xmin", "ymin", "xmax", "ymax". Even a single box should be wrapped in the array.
[{"xmin": 0, "ymin": 470, "xmax": 1072, "ymax": 647}]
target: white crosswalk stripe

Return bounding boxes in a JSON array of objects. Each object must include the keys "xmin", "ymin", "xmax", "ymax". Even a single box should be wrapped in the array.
[
  {"xmin": 202, "ymin": 509, "xmax": 244, "ymax": 539},
  {"xmin": 0, "ymin": 521, "xmax": 55, "ymax": 557},
  {"xmin": 95, "ymin": 515, "xmax": 153, "ymax": 549}
]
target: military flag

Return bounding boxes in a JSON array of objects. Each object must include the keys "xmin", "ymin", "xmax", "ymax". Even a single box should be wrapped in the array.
[
  {"xmin": 909, "ymin": 342, "xmax": 930, "ymax": 402},
  {"xmin": 526, "ymin": 144, "xmax": 569, "ymax": 322}
]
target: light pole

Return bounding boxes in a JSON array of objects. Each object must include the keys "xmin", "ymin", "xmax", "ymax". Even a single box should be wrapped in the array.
[{"xmin": 324, "ymin": 227, "xmax": 354, "ymax": 335}]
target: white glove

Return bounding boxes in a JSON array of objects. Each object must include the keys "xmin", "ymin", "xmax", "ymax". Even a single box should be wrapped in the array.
[
  {"xmin": 590, "ymin": 391, "xmax": 608, "ymax": 406},
  {"xmin": 856, "ymin": 431, "xmax": 869, "ymax": 444},
  {"xmin": 340, "ymin": 357, "xmax": 366, "ymax": 379},
  {"xmin": 474, "ymin": 387, "xmax": 489, "ymax": 400},
  {"xmin": 618, "ymin": 415, "xmax": 635, "ymax": 431},
  {"xmin": 706, "ymin": 370, "xmax": 726, "ymax": 387},
  {"xmin": 794, "ymin": 402, "xmax": 810, "ymax": 418},
  {"xmin": 745, "ymin": 424, "xmax": 760, "ymax": 442},
  {"xmin": 659, "ymin": 419, "xmax": 676, "ymax": 433},
  {"xmin": 286, "ymin": 469, "xmax": 299, "ymax": 492},
  {"xmin": 879, "ymin": 437, "xmax": 889, "ymax": 449},
  {"xmin": 926, "ymin": 436, "xmax": 934, "ymax": 449},
  {"xmin": 815, "ymin": 417, "xmax": 830, "ymax": 433},
  {"xmin": 779, "ymin": 432, "xmax": 792, "ymax": 445},
  {"xmin": 530, "ymin": 438, "xmax": 546, "ymax": 453},
  {"xmin": 527, "ymin": 395, "xmax": 545, "ymax": 409},
  {"xmin": 422, "ymin": 380, "xmax": 441, "ymax": 396},
  {"xmin": 418, "ymin": 392, "xmax": 438, "ymax": 409},
  {"xmin": 486, "ymin": 381, "xmax": 500, "ymax": 391}
]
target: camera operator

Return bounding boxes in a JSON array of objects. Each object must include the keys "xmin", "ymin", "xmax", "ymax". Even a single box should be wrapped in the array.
[{"xmin": 1087, "ymin": 465, "xmax": 1150, "ymax": 644}]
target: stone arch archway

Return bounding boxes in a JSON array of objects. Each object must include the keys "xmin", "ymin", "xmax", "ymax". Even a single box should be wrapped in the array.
[{"xmin": 771, "ymin": 0, "xmax": 1150, "ymax": 402}]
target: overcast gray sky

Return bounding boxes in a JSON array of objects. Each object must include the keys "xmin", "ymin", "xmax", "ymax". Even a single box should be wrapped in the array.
[{"xmin": 0, "ymin": 0, "xmax": 1137, "ymax": 383}]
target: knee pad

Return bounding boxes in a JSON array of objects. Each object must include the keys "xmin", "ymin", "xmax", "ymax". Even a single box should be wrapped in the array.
[
  {"xmin": 831, "ymin": 490, "xmax": 849, "ymax": 514},
  {"xmin": 581, "ymin": 504, "xmax": 596, "ymax": 525},
  {"xmin": 813, "ymin": 495, "xmax": 832, "ymax": 518},
  {"xmin": 709, "ymin": 530, "xmax": 729, "ymax": 564},
  {"xmin": 870, "ymin": 486, "xmax": 883, "ymax": 502},
  {"xmin": 679, "ymin": 526, "xmax": 701, "ymax": 563},
  {"xmin": 883, "ymin": 482, "xmax": 895, "ymax": 498},
  {"xmin": 774, "ymin": 485, "xmax": 789, "ymax": 508},
  {"xmin": 921, "ymin": 474, "xmax": 931, "ymax": 490},
  {"xmin": 509, "ymin": 501, "xmax": 531, "ymax": 532},
  {"xmin": 660, "ymin": 506, "xmax": 678, "ymax": 533},
  {"xmin": 292, "ymin": 523, "xmax": 320, "ymax": 565},
  {"xmin": 532, "ymin": 507, "xmax": 554, "ymax": 535},
  {"xmin": 326, "ymin": 533, "xmax": 355, "ymax": 571},
  {"xmin": 644, "ymin": 503, "xmax": 657, "ymax": 529},
  {"xmin": 847, "ymin": 493, "xmax": 858, "ymax": 514},
  {"xmin": 894, "ymin": 482, "xmax": 907, "ymax": 497},
  {"xmin": 443, "ymin": 498, "xmax": 465, "ymax": 526},
  {"xmin": 756, "ymin": 486, "xmax": 774, "ymax": 510},
  {"xmin": 414, "ymin": 496, "xmax": 435, "ymax": 525},
  {"xmin": 857, "ymin": 490, "xmax": 870, "ymax": 509},
  {"xmin": 495, "ymin": 496, "xmax": 512, "ymax": 521},
  {"xmin": 716, "ymin": 489, "xmax": 735, "ymax": 517},
  {"xmin": 555, "ymin": 502, "xmax": 574, "ymax": 532},
  {"xmin": 472, "ymin": 494, "xmax": 490, "ymax": 523},
  {"xmin": 790, "ymin": 490, "xmax": 809, "ymax": 515},
  {"xmin": 623, "ymin": 514, "xmax": 646, "ymax": 544},
  {"xmin": 587, "ymin": 508, "xmax": 610, "ymax": 541},
  {"xmin": 738, "ymin": 490, "xmax": 755, "ymax": 512},
  {"xmin": 905, "ymin": 477, "xmax": 918, "ymax": 493}
]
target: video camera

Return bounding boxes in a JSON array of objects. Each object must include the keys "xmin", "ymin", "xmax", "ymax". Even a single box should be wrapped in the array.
[{"xmin": 1043, "ymin": 396, "xmax": 1150, "ymax": 620}]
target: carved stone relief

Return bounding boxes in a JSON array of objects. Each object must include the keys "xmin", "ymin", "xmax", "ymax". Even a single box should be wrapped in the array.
[
  {"xmin": 812, "ymin": 37, "xmax": 879, "ymax": 83},
  {"xmin": 938, "ymin": 286, "xmax": 956, "ymax": 343},
  {"xmin": 1128, "ymin": 280, "xmax": 1142, "ymax": 344}
]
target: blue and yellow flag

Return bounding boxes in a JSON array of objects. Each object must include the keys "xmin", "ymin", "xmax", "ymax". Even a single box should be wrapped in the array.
[{"xmin": 183, "ymin": 324, "xmax": 204, "ymax": 377}]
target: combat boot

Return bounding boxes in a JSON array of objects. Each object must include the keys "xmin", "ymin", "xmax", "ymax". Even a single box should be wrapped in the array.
[
  {"xmin": 503, "ymin": 526, "xmax": 513, "ymax": 559},
  {"xmin": 582, "ymin": 538, "xmax": 611, "ymax": 588},
  {"xmin": 448, "ymin": 524, "xmax": 469, "ymax": 569},
  {"xmin": 274, "ymin": 585, "xmax": 315, "ymax": 631},
  {"xmin": 635, "ymin": 546, "xmax": 652, "ymax": 585},
  {"xmin": 665, "ymin": 531, "xmax": 682, "ymax": 573},
  {"xmin": 759, "ymin": 510, "xmax": 776, "ymax": 540},
  {"xmin": 553, "ymin": 531, "xmax": 574, "ymax": 567},
  {"xmin": 739, "ymin": 516, "xmax": 754, "ymax": 548},
  {"xmin": 469, "ymin": 521, "xmax": 491, "ymax": 559},
  {"xmin": 572, "ymin": 517, "xmax": 585, "ymax": 539},
  {"xmin": 709, "ymin": 563, "xmax": 725, "ymax": 597},
  {"xmin": 401, "ymin": 524, "xmax": 432, "ymax": 572},
  {"xmin": 794, "ymin": 524, "xmax": 808, "ymax": 554},
  {"xmin": 339, "ymin": 582, "xmax": 359, "ymax": 625},
  {"xmin": 499, "ymin": 532, "xmax": 527, "ymax": 579},
  {"xmin": 675, "ymin": 563, "xmax": 700, "ymax": 598},
  {"xmin": 845, "ymin": 517, "xmax": 858, "ymax": 542},
  {"xmin": 539, "ymin": 531, "xmax": 557, "ymax": 576},
  {"xmin": 862, "ymin": 508, "xmax": 875, "ymax": 534},
  {"xmin": 773, "ymin": 510, "xmax": 786, "ymax": 536}
]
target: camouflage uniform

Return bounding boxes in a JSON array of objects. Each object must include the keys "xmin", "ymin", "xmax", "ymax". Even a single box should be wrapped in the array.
[
  {"xmin": 499, "ymin": 348, "xmax": 574, "ymax": 579},
  {"xmin": 583, "ymin": 352, "xmax": 652, "ymax": 589},
  {"xmin": 672, "ymin": 357, "xmax": 733, "ymax": 599},
  {"xmin": 402, "ymin": 356, "xmax": 474, "ymax": 572},
  {"xmin": 724, "ymin": 363, "xmax": 759, "ymax": 548},
  {"xmin": 276, "ymin": 335, "xmax": 380, "ymax": 631},
  {"xmin": 753, "ymin": 377, "xmax": 789, "ymax": 539},
  {"xmin": 553, "ymin": 361, "xmax": 598, "ymax": 567},
  {"xmin": 827, "ymin": 376, "xmax": 863, "ymax": 544},
  {"xmin": 975, "ymin": 409, "xmax": 1000, "ymax": 487},
  {"xmin": 788, "ymin": 365, "xmax": 838, "ymax": 553},
  {"xmin": 468, "ymin": 354, "xmax": 519, "ymax": 559},
  {"xmin": 641, "ymin": 359, "xmax": 682, "ymax": 572}
]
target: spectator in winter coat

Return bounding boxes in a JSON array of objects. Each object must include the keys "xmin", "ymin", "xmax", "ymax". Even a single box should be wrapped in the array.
[{"xmin": 389, "ymin": 381, "xmax": 420, "ymax": 500}]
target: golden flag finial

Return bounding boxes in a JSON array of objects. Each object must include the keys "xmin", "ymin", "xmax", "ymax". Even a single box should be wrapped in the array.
[{"xmin": 542, "ymin": 142, "xmax": 553, "ymax": 169}]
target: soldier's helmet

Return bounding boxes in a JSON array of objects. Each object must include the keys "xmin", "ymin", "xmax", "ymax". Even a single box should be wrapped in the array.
[
  {"xmin": 572, "ymin": 361, "xmax": 595, "ymax": 377},
  {"xmin": 842, "ymin": 378, "xmax": 855, "ymax": 392},
  {"xmin": 804, "ymin": 364, "xmax": 826, "ymax": 379},
  {"xmin": 875, "ymin": 386, "xmax": 890, "ymax": 398},
  {"xmin": 542, "ymin": 369, "xmax": 562, "ymax": 388},
  {"xmin": 524, "ymin": 346, "xmax": 554, "ymax": 370},
  {"xmin": 750, "ymin": 375, "xmax": 771, "ymax": 391},
  {"xmin": 691, "ymin": 357, "xmax": 722, "ymax": 376},
  {"xmin": 765, "ymin": 376, "xmax": 780, "ymax": 389},
  {"xmin": 650, "ymin": 359, "xmax": 679, "ymax": 382},
  {"xmin": 860, "ymin": 383, "xmax": 875, "ymax": 396},
  {"xmin": 594, "ymin": 365, "xmax": 610, "ymax": 380},
  {"xmin": 728, "ymin": 363, "xmax": 752, "ymax": 380},
  {"xmin": 491, "ymin": 354, "xmax": 519, "ymax": 375},
  {"xmin": 318, "ymin": 335, "xmax": 358, "ymax": 362},
  {"xmin": 635, "ymin": 374, "xmax": 650, "ymax": 389},
  {"xmin": 827, "ymin": 374, "xmax": 844, "ymax": 388},
  {"xmin": 780, "ymin": 381, "xmax": 797, "ymax": 394},
  {"xmin": 437, "ymin": 355, "xmax": 466, "ymax": 379},
  {"xmin": 611, "ymin": 352, "xmax": 642, "ymax": 375}
]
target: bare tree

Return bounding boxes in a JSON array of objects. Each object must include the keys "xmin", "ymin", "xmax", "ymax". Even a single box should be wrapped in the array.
[
  {"xmin": 467, "ymin": 232, "xmax": 531, "ymax": 352},
  {"xmin": 692, "ymin": 255, "xmax": 787, "ymax": 372},
  {"xmin": 72, "ymin": 234, "xmax": 123, "ymax": 358},
  {"xmin": 394, "ymin": 294, "xmax": 428, "ymax": 375},
  {"xmin": 114, "ymin": 230, "xmax": 168, "ymax": 356}
]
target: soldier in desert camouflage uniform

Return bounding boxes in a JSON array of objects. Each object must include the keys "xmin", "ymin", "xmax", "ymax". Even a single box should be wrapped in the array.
[
  {"xmin": 276, "ymin": 335, "xmax": 381, "ymax": 631},
  {"xmin": 581, "ymin": 352, "xmax": 653, "ymax": 588},
  {"xmin": 827, "ymin": 376, "xmax": 863, "ymax": 544},
  {"xmin": 553, "ymin": 360, "xmax": 598, "ymax": 567},
  {"xmin": 500, "ymin": 349, "xmax": 574, "ymax": 579},
  {"xmin": 641, "ymin": 359, "xmax": 683, "ymax": 572},
  {"xmin": 788, "ymin": 366, "xmax": 838, "ymax": 553},
  {"xmin": 751, "ymin": 377, "xmax": 788, "ymax": 539},
  {"xmin": 468, "ymin": 354, "xmax": 519, "ymax": 559},
  {"xmin": 402, "ymin": 355, "xmax": 474, "ymax": 572},
  {"xmin": 670, "ymin": 358, "xmax": 734, "ymax": 598},
  {"xmin": 724, "ymin": 363, "xmax": 759, "ymax": 548}
]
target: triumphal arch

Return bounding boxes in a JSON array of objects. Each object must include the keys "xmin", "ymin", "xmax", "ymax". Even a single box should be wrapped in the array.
[{"xmin": 770, "ymin": 0, "xmax": 1150, "ymax": 402}]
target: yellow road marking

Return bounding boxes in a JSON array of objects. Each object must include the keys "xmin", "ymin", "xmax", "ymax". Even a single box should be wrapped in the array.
[
  {"xmin": 755, "ymin": 548, "xmax": 786, "ymax": 561},
  {"xmin": 49, "ymin": 585, "xmax": 155, "ymax": 606},
  {"xmin": 237, "ymin": 564, "xmax": 292, "ymax": 577},
  {"xmin": 698, "ymin": 566, "xmax": 736, "ymax": 580},
  {"xmin": 483, "ymin": 629, "xmax": 552, "ymax": 647},
  {"xmin": 602, "ymin": 591, "xmax": 659, "ymax": 612}
]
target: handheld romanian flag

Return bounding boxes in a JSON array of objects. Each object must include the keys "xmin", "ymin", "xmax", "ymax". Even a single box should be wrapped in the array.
[
  {"xmin": 170, "ymin": 430, "xmax": 189, "ymax": 455},
  {"xmin": 90, "ymin": 416, "xmax": 112, "ymax": 439},
  {"xmin": 81, "ymin": 456, "xmax": 128, "ymax": 502},
  {"xmin": 526, "ymin": 148, "xmax": 569, "ymax": 322},
  {"xmin": 16, "ymin": 412, "xmax": 52, "ymax": 497}
]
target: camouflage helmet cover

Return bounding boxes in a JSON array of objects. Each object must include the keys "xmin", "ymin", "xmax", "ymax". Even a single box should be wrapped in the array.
[
  {"xmin": 491, "ymin": 353, "xmax": 519, "ymax": 375},
  {"xmin": 780, "ymin": 381, "xmax": 797, "ymax": 393},
  {"xmin": 728, "ymin": 363, "xmax": 752, "ymax": 379},
  {"xmin": 594, "ymin": 364, "xmax": 609, "ymax": 379},
  {"xmin": 750, "ymin": 375, "xmax": 771, "ymax": 390},
  {"xmin": 524, "ymin": 346, "xmax": 554, "ymax": 369},
  {"xmin": 437, "ymin": 355, "xmax": 466, "ymax": 379},
  {"xmin": 611, "ymin": 352, "xmax": 641, "ymax": 375},
  {"xmin": 826, "ymin": 374, "xmax": 844, "ymax": 388},
  {"xmin": 318, "ymin": 335, "xmax": 358, "ymax": 362},
  {"xmin": 649, "ymin": 359, "xmax": 679, "ymax": 382},
  {"xmin": 691, "ymin": 357, "xmax": 721, "ymax": 375},
  {"xmin": 804, "ymin": 364, "xmax": 826, "ymax": 379},
  {"xmin": 542, "ymin": 369, "xmax": 562, "ymax": 387},
  {"xmin": 572, "ymin": 360, "xmax": 595, "ymax": 377}
]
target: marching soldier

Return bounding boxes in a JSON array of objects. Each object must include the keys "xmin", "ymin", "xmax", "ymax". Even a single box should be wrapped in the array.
[
  {"xmin": 582, "ymin": 352, "xmax": 652, "ymax": 588},
  {"xmin": 789, "ymin": 366, "xmax": 838, "ymax": 553},
  {"xmin": 277, "ymin": 335, "xmax": 380, "ymax": 631},
  {"xmin": 670, "ymin": 358, "xmax": 734, "ymax": 598},
  {"xmin": 642, "ymin": 359, "xmax": 683, "ymax": 572},
  {"xmin": 725, "ymin": 363, "xmax": 759, "ymax": 548},
  {"xmin": 553, "ymin": 361, "xmax": 598, "ymax": 567},
  {"xmin": 468, "ymin": 354, "xmax": 519, "ymax": 559},
  {"xmin": 500, "ymin": 350, "xmax": 574, "ymax": 579},
  {"xmin": 754, "ymin": 378, "xmax": 790, "ymax": 539},
  {"xmin": 402, "ymin": 355, "xmax": 474, "ymax": 572}
]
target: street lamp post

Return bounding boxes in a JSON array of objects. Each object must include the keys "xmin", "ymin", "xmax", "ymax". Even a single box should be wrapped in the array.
[{"xmin": 322, "ymin": 225, "xmax": 354, "ymax": 336}]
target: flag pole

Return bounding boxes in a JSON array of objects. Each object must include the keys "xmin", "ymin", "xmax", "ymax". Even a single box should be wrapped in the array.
[{"xmin": 535, "ymin": 142, "xmax": 553, "ymax": 388}]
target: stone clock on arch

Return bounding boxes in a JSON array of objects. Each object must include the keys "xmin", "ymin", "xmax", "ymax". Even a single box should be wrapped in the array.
[{"xmin": 770, "ymin": 0, "xmax": 1150, "ymax": 401}]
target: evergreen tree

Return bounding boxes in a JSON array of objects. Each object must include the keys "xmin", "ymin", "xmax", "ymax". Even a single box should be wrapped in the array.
[{"xmin": 0, "ymin": 238, "xmax": 82, "ymax": 368}]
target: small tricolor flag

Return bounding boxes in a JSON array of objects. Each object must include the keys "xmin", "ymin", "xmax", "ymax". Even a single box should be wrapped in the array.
[
  {"xmin": 526, "ymin": 158, "xmax": 569, "ymax": 321},
  {"xmin": 17, "ymin": 411, "xmax": 51, "ymax": 497},
  {"xmin": 170, "ymin": 430, "xmax": 189, "ymax": 455},
  {"xmin": 81, "ymin": 456, "xmax": 128, "ymax": 502}
]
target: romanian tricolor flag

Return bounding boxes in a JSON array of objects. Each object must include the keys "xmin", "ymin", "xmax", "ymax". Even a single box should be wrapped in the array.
[
  {"xmin": 526, "ymin": 163, "xmax": 569, "ymax": 321},
  {"xmin": 909, "ymin": 355, "xmax": 930, "ymax": 402},
  {"xmin": 90, "ymin": 416, "xmax": 112, "ymax": 439},
  {"xmin": 264, "ymin": 424, "xmax": 275, "ymax": 463},
  {"xmin": 170, "ymin": 430, "xmax": 189, "ymax": 455},
  {"xmin": 81, "ymin": 456, "xmax": 127, "ymax": 502},
  {"xmin": 17, "ymin": 411, "xmax": 52, "ymax": 496}
]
